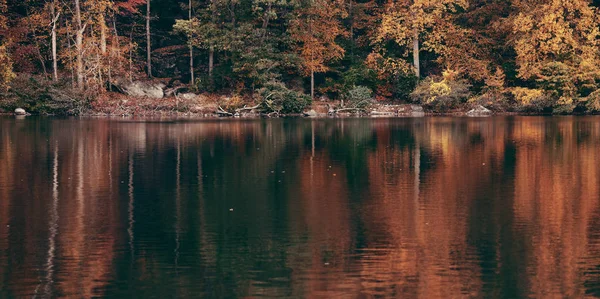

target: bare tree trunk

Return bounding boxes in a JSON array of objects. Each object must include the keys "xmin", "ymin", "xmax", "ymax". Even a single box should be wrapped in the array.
[
  {"xmin": 146, "ymin": 0, "xmax": 152, "ymax": 78},
  {"xmin": 189, "ymin": 0, "xmax": 194, "ymax": 85},
  {"xmin": 129, "ymin": 26, "xmax": 134, "ymax": 82},
  {"xmin": 113, "ymin": 18, "xmax": 121, "ymax": 69},
  {"xmin": 260, "ymin": 2, "xmax": 271, "ymax": 41},
  {"xmin": 50, "ymin": 2, "xmax": 59, "ymax": 82},
  {"xmin": 33, "ymin": 34, "xmax": 48, "ymax": 78},
  {"xmin": 310, "ymin": 69, "xmax": 314, "ymax": 100},
  {"xmin": 67, "ymin": 28, "xmax": 75, "ymax": 88},
  {"xmin": 75, "ymin": 0, "xmax": 84, "ymax": 89},
  {"xmin": 413, "ymin": 28, "xmax": 420, "ymax": 78},
  {"xmin": 100, "ymin": 15, "xmax": 107, "ymax": 55},
  {"xmin": 108, "ymin": 58, "xmax": 112, "ymax": 91},
  {"xmin": 208, "ymin": 47, "xmax": 214, "ymax": 77}
]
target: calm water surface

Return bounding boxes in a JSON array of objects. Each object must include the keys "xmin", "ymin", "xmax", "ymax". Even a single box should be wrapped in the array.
[{"xmin": 1, "ymin": 116, "xmax": 600, "ymax": 298}]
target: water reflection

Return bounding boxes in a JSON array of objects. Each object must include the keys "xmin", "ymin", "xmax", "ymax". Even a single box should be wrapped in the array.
[{"xmin": 1, "ymin": 117, "xmax": 600, "ymax": 298}]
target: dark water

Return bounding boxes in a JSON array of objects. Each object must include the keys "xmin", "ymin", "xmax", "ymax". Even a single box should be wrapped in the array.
[{"xmin": 1, "ymin": 116, "xmax": 600, "ymax": 298}]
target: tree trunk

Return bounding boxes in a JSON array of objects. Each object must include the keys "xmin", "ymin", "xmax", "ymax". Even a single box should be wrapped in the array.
[
  {"xmin": 310, "ymin": 69, "xmax": 314, "ymax": 100},
  {"xmin": 261, "ymin": 2, "xmax": 271, "ymax": 41},
  {"xmin": 100, "ymin": 15, "xmax": 107, "ymax": 55},
  {"xmin": 413, "ymin": 28, "xmax": 420, "ymax": 78},
  {"xmin": 75, "ymin": 0, "xmax": 84, "ymax": 89},
  {"xmin": 189, "ymin": 0, "xmax": 194, "ymax": 85},
  {"xmin": 67, "ymin": 29, "xmax": 75, "ymax": 88},
  {"xmin": 146, "ymin": 0, "xmax": 152, "ymax": 78},
  {"xmin": 129, "ymin": 26, "xmax": 134, "ymax": 82},
  {"xmin": 208, "ymin": 46, "xmax": 214, "ymax": 77},
  {"xmin": 50, "ymin": 2, "xmax": 58, "ymax": 82},
  {"xmin": 113, "ymin": 19, "xmax": 122, "ymax": 69}
]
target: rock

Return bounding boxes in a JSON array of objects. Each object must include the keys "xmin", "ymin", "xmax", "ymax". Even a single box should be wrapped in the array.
[
  {"xmin": 409, "ymin": 105, "xmax": 425, "ymax": 116},
  {"xmin": 303, "ymin": 109, "xmax": 318, "ymax": 117},
  {"xmin": 467, "ymin": 105, "xmax": 492, "ymax": 116},
  {"xmin": 14, "ymin": 108, "xmax": 27, "ymax": 115},
  {"xmin": 410, "ymin": 105, "xmax": 424, "ymax": 113},
  {"xmin": 180, "ymin": 93, "xmax": 198, "ymax": 101},
  {"xmin": 115, "ymin": 79, "xmax": 165, "ymax": 99}
]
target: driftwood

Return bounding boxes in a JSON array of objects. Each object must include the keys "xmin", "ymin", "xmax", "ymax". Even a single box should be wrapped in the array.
[
  {"xmin": 216, "ymin": 106, "xmax": 233, "ymax": 116},
  {"xmin": 216, "ymin": 103, "xmax": 263, "ymax": 116},
  {"xmin": 235, "ymin": 103, "xmax": 261, "ymax": 113},
  {"xmin": 326, "ymin": 103, "xmax": 366, "ymax": 115}
]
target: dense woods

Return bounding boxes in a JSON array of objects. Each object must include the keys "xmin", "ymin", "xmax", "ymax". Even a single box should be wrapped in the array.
[{"xmin": 1, "ymin": 0, "xmax": 600, "ymax": 114}]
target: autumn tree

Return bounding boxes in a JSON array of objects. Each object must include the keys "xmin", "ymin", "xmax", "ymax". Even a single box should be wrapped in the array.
[
  {"xmin": 289, "ymin": 0, "xmax": 348, "ymax": 99},
  {"xmin": 373, "ymin": 0, "xmax": 468, "ymax": 78},
  {"xmin": 512, "ymin": 0, "xmax": 600, "ymax": 103},
  {"xmin": 0, "ymin": 0, "xmax": 14, "ymax": 90}
]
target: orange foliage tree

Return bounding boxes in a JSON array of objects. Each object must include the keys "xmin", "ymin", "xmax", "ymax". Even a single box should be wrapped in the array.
[{"xmin": 289, "ymin": 0, "xmax": 348, "ymax": 99}]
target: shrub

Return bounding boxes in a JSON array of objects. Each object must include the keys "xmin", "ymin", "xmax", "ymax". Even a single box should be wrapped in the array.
[
  {"xmin": 344, "ymin": 86, "xmax": 373, "ymax": 108},
  {"xmin": 1, "ymin": 75, "xmax": 91, "ymax": 115},
  {"xmin": 585, "ymin": 90, "xmax": 600, "ymax": 112},
  {"xmin": 537, "ymin": 62, "xmax": 575, "ymax": 98},
  {"xmin": 469, "ymin": 89, "xmax": 511, "ymax": 112},
  {"xmin": 553, "ymin": 96, "xmax": 577, "ymax": 114},
  {"xmin": 218, "ymin": 94, "xmax": 246, "ymax": 112},
  {"xmin": 255, "ymin": 80, "xmax": 311, "ymax": 114},
  {"xmin": 410, "ymin": 76, "xmax": 471, "ymax": 111},
  {"xmin": 508, "ymin": 87, "xmax": 554, "ymax": 112},
  {"xmin": 393, "ymin": 73, "xmax": 418, "ymax": 100}
]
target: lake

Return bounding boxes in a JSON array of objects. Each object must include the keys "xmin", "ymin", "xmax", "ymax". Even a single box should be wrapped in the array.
[{"xmin": 1, "ymin": 116, "xmax": 600, "ymax": 298}]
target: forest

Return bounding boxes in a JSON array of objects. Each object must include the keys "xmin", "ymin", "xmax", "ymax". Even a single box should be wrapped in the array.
[{"xmin": 1, "ymin": 0, "xmax": 600, "ymax": 115}]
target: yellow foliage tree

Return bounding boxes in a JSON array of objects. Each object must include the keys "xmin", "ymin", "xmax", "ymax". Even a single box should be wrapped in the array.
[
  {"xmin": 373, "ymin": 0, "xmax": 468, "ymax": 78},
  {"xmin": 0, "ymin": 0, "xmax": 14, "ymax": 91},
  {"xmin": 512, "ymin": 0, "xmax": 600, "ymax": 97}
]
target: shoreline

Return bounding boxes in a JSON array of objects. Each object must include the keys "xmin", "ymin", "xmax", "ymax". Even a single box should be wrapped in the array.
[
  {"xmin": 1, "ymin": 111, "xmax": 593, "ymax": 118},
  {"xmin": 2, "ymin": 92, "xmax": 597, "ymax": 118}
]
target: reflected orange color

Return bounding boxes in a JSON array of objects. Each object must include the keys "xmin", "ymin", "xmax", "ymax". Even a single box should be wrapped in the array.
[
  {"xmin": 1, "ymin": 117, "xmax": 600, "ymax": 298},
  {"xmin": 513, "ymin": 119, "xmax": 600, "ymax": 298}
]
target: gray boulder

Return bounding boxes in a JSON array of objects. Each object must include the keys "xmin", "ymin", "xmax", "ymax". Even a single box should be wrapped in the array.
[
  {"xmin": 14, "ymin": 108, "xmax": 27, "ymax": 115},
  {"xmin": 467, "ymin": 105, "xmax": 492, "ymax": 116},
  {"xmin": 180, "ymin": 93, "xmax": 199, "ymax": 101},
  {"xmin": 409, "ymin": 105, "xmax": 425, "ymax": 116},
  {"xmin": 303, "ymin": 109, "xmax": 318, "ymax": 117},
  {"xmin": 116, "ymin": 79, "xmax": 165, "ymax": 99},
  {"xmin": 410, "ymin": 105, "xmax": 424, "ymax": 112}
]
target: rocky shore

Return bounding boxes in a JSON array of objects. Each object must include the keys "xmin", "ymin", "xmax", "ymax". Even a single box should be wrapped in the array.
[{"xmin": 0, "ymin": 77, "xmax": 583, "ymax": 118}]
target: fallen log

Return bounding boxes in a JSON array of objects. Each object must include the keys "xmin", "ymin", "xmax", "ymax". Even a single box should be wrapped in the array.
[{"xmin": 216, "ymin": 106, "xmax": 233, "ymax": 116}]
